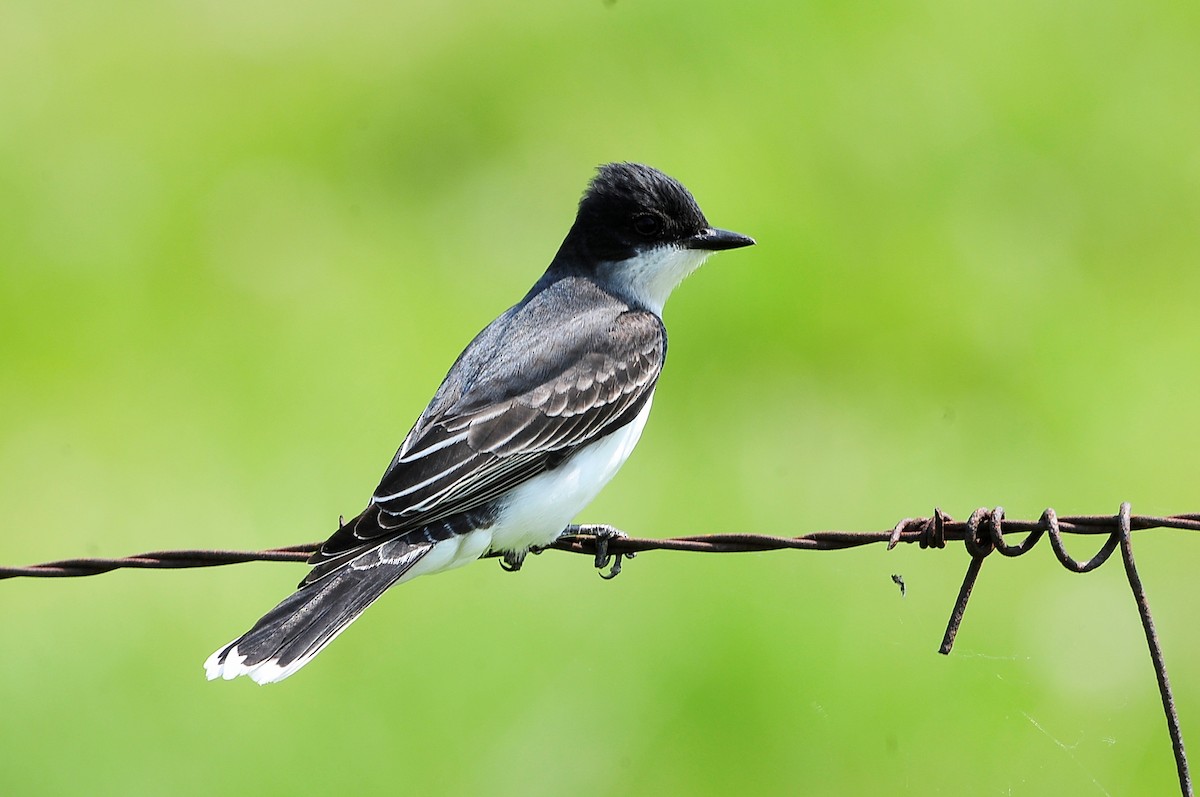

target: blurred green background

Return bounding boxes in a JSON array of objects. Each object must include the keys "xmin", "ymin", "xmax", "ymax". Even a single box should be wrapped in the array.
[{"xmin": 2, "ymin": 0, "xmax": 1198, "ymax": 794}]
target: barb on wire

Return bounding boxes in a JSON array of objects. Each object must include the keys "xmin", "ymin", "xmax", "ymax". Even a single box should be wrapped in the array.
[{"xmin": 1, "ymin": 504, "xmax": 1194, "ymax": 796}]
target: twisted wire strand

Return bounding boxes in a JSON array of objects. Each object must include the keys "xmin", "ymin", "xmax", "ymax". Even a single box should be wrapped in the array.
[
  {"xmin": 1, "ymin": 505, "xmax": 1193, "ymax": 795},
  {"xmin": 0, "ymin": 544, "xmax": 317, "ymax": 578}
]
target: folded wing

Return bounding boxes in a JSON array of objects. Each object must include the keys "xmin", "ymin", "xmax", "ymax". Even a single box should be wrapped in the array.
[{"xmin": 306, "ymin": 301, "xmax": 665, "ymax": 583}]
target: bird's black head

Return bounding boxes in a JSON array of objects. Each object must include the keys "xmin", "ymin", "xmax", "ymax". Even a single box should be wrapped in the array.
[
  {"xmin": 553, "ymin": 162, "xmax": 755, "ymax": 267},
  {"xmin": 536, "ymin": 163, "xmax": 753, "ymax": 313}
]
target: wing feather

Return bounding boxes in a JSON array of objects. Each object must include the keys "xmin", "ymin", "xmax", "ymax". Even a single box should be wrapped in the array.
[{"xmin": 309, "ymin": 297, "xmax": 665, "ymax": 567}]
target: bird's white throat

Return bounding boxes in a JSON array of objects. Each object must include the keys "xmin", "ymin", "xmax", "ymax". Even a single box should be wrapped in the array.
[{"xmin": 604, "ymin": 246, "xmax": 712, "ymax": 315}]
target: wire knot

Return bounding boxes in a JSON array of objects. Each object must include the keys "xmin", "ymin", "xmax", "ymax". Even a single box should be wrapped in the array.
[{"xmin": 963, "ymin": 507, "xmax": 1002, "ymax": 559}]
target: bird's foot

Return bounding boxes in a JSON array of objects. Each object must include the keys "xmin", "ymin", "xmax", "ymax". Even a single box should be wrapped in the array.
[
  {"xmin": 563, "ymin": 524, "xmax": 634, "ymax": 580},
  {"xmin": 499, "ymin": 549, "xmax": 526, "ymax": 573},
  {"xmin": 497, "ymin": 545, "xmax": 548, "ymax": 573}
]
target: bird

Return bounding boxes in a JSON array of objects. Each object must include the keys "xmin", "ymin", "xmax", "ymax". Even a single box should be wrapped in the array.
[{"xmin": 204, "ymin": 162, "xmax": 755, "ymax": 684}]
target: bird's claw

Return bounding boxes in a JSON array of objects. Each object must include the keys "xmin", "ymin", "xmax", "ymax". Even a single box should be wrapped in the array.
[
  {"xmin": 599, "ymin": 553, "xmax": 630, "ymax": 580},
  {"xmin": 564, "ymin": 524, "xmax": 633, "ymax": 579},
  {"xmin": 499, "ymin": 549, "xmax": 526, "ymax": 573}
]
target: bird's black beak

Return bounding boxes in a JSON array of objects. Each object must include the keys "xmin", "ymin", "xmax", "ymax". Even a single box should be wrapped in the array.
[{"xmin": 685, "ymin": 227, "xmax": 756, "ymax": 251}]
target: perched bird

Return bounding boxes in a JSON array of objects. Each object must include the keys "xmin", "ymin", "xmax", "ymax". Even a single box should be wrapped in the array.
[{"xmin": 205, "ymin": 162, "xmax": 754, "ymax": 683}]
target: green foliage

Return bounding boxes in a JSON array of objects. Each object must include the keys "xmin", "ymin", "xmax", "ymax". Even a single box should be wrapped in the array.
[{"xmin": 2, "ymin": 1, "xmax": 1198, "ymax": 794}]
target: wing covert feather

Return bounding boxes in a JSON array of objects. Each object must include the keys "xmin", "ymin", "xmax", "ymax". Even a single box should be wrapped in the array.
[{"xmin": 314, "ymin": 300, "xmax": 665, "ymax": 563}]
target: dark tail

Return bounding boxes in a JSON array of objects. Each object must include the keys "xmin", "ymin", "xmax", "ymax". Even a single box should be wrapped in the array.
[{"xmin": 204, "ymin": 542, "xmax": 430, "ymax": 684}]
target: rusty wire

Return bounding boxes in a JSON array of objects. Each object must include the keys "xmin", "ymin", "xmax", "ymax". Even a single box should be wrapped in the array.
[{"xmin": 1, "ymin": 503, "xmax": 1194, "ymax": 795}]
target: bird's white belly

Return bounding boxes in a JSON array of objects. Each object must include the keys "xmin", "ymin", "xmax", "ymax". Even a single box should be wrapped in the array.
[
  {"xmin": 389, "ymin": 397, "xmax": 653, "ymax": 581},
  {"xmin": 487, "ymin": 396, "xmax": 653, "ymax": 554}
]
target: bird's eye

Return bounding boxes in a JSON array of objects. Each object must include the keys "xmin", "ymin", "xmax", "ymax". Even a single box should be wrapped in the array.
[{"xmin": 632, "ymin": 213, "xmax": 662, "ymax": 237}]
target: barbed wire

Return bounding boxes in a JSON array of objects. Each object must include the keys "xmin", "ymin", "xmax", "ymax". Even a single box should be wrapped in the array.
[
  {"xmin": 7, "ymin": 508, "xmax": 1198, "ymax": 579},
  {"xmin": 2, "ymin": 504, "xmax": 1194, "ymax": 795}
]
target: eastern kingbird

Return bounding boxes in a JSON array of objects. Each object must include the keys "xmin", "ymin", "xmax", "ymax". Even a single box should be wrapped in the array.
[{"xmin": 205, "ymin": 162, "xmax": 754, "ymax": 683}]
